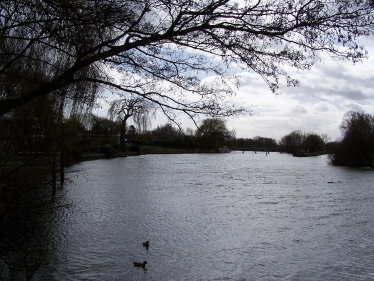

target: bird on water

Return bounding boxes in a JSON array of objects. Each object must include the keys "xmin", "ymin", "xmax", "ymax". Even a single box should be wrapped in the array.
[
  {"xmin": 143, "ymin": 241, "xmax": 150, "ymax": 248},
  {"xmin": 133, "ymin": 261, "xmax": 147, "ymax": 268}
]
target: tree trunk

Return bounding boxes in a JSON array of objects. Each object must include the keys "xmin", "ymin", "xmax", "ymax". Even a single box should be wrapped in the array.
[{"xmin": 120, "ymin": 116, "xmax": 130, "ymax": 151}]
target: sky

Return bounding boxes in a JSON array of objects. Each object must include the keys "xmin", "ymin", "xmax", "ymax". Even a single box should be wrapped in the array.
[{"xmin": 93, "ymin": 37, "xmax": 374, "ymax": 143}]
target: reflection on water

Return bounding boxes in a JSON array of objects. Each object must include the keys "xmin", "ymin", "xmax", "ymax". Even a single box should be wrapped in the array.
[{"xmin": 35, "ymin": 153, "xmax": 374, "ymax": 281}]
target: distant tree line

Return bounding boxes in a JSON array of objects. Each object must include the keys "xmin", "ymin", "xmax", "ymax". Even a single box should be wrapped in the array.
[
  {"xmin": 276, "ymin": 110, "xmax": 374, "ymax": 168},
  {"xmin": 278, "ymin": 130, "xmax": 328, "ymax": 153},
  {"xmin": 79, "ymin": 117, "xmax": 236, "ymax": 153},
  {"xmin": 51, "ymin": 110, "xmax": 374, "ymax": 170},
  {"xmin": 236, "ymin": 137, "xmax": 278, "ymax": 151}
]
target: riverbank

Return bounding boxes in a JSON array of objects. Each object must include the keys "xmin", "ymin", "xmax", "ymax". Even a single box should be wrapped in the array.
[
  {"xmin": 78, "ymin": 147, "xmax": 196, "ymax": 162},
  {"xmin": 293, "ymin": 151, "xmax": 325, "ymax": 157}
]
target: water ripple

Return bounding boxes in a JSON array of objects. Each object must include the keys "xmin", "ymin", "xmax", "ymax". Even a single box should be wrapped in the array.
[{"xmin": 35, "ymin": 153, "xmax": 374, "ymax": 281}]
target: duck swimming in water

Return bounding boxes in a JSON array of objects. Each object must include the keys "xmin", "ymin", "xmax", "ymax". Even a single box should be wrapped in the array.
[
  {"xmin": 143, "ymin": 241, "xmax": 149, "ymax": 248},
  {"xmin": 133, "ymin": 261, "xmax": 147, "ymax": 268}
]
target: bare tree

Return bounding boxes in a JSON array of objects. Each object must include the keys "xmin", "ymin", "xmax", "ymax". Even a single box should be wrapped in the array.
[
  {"xmin": 1, "ymin": 0, "xmax": 373, "ymax": 122},
  {"xmin": 108, "ymin": 96, "xmax": 156, "ymax": 149},
  {"xmin": 321, "ymin": 133, "xmax": 331, "ymax": 145},
  {"xmin": 1, "ymin": 1, "xmax": 374, "ymax": 277}
]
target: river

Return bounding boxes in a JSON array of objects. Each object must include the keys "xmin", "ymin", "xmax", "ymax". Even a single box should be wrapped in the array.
[{"xmin": 35, "ymin": 152, "xmax": 374, "ymax": 281}]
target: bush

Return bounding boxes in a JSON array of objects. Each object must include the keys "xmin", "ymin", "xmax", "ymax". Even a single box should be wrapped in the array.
[
  {"xmin": 112, "ymin": 143, "xmax": 121, "ymax": 150},
  {"xmin": 66, "ymin": 147, "xmax": 82, "ymax": 159},
  {"xmin": 100, "ymin": 145, "xmax": 116, "ymax": 158},
  {"xmin": 89, "ymin": 146, "xmax": 98, "ymax": 153},
  {"xmin": 128, "ymin": 145, "xmax": 141, "ymax": 155}
]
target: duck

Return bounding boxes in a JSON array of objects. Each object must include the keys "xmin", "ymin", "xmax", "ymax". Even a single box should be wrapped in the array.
[
  {"xmin": 143, "ymin": 240, "xmax": 150, "ymax": 248},
  {"xmin": 133, "ymin": 261, "xmax": 147, "ymax": 268}
]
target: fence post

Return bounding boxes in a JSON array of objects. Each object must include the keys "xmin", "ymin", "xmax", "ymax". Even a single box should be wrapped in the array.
[{"xmin": 52, "ymin": 151, "xmax": 56, "ymax": 196}]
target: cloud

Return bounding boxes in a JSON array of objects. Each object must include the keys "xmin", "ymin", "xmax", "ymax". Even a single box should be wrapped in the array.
[
  {"xmin": 95, "ymin": 34, "xmax": 374, "ymax": 144},
  {"xmin": 226, "ymin": 37, "xmax": 374, "ymax": 142},
  {"xmin": 341, "ymin": 101, "xmax": 365, "ymax": 112},
  {"xmin": 316, "ymin": 102, "xmax": 333, "ymax": 112},
  {"xmin": 291, "ymin": 105, "xmax": 308, "ymax": 114}
]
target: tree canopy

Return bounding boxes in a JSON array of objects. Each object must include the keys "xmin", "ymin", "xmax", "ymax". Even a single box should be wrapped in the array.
[
  {"xmin": 329, "ymin": 111, "xmax": 374, "ymax": 167},
  {"xmin": 279, "ymin": 130, "xmax": 326, "ymax": 153},
  {"xmin": 237, "ymin": 136, "xmax": 278, "ymax": 150},
  {"xmin": 108, "ymin": 96, "xmax": 156, "ymax": 149},
  {"xmin": 196, "ymin": 118, "xmax": 235, "ymax": 149},
  {"xmin": 1, "ymin": 0, "xmax": 374, "ymax": 123}
]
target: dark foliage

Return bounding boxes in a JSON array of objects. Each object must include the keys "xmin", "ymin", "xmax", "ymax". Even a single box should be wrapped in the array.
[
  {"xmin": 329, "ymin": 111, "xmax": 374, "ymax": 167},
  {"xmin": 236, "ymin": 136, "xmax": 278, "ymax": 151},
  {"xmin": 279, "ymin": 130, "xmax": 325, "ymax": 153}
]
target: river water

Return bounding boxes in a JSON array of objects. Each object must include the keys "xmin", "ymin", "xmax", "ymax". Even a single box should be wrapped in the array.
[{"xmin": 35, "ymin": 152, "xmax": 374, "ymax": 281}]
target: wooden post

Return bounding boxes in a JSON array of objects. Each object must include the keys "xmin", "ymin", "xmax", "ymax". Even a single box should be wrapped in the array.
[
  {"xmin": 60, "ymin": 122, "xmax": 65, "ymax": 186},
  {"xmin": 52, "ymin": 151, "xmax": 56, "ymax": 196},
  {"xmin": 60, "ymin": 150, "xmax": 64, "ymax": 186}
]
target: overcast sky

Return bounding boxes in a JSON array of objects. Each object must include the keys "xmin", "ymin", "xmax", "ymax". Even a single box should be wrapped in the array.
[
  {"xmin": 94, "ymin": 37, "xmax": 374, "ymax": 143},
  {"xmin": 227, "ymin": 39, "xmax": 374, "ymax": 142}
]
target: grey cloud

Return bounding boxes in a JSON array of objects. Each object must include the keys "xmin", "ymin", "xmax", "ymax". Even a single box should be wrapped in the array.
[
  {"xmin": 284, "ymin": 81, "xmax": 370, "ymax": 101},
  {"xmin": 342, "ymin": 102, "xmax": 364, "ymax": 111},
  {"xmin": 291, "ymin": 105, "xmax": 308, "ymax": 114},
  {"xmin": 329, "ymin": 89, "xmax": 368, "ymax": 100},
  {"xmin": 316, "ymin": 104, "xmax": 330, "ymax": 111}
]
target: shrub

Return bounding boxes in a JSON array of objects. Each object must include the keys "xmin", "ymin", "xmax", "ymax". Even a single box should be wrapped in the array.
[
  {"xmin": 100, "ymin": 145, "xmax": 116, "ymax": 158},
  {"xmin": 128, "ymin": 145, "xmax": 141, "ymax": 155}
]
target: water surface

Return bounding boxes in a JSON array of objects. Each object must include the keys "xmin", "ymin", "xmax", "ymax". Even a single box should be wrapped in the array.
[{"xmin": 36, "ymin": 152, "xmax": 374, "ymax": 280}]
